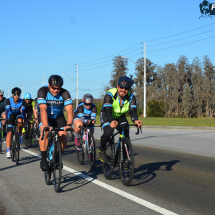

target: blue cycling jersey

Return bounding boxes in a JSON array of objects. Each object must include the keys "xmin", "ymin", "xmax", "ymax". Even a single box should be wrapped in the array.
[
  {"xmin": 37, "ymin": 87, "xmax": 73, "ymax": 119},
  {"xmin": 74, "ymin": 102, "xmax": 97, "ymax": 121},
  {"xmin": 6, "ymin": 97, "xmax": 26, "ymax": 120}
]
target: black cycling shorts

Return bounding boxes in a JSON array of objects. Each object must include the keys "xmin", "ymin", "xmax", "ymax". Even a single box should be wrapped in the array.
[
  {"xmin": 6, "ymin": 113, "xmax": 23, "ymax": 132},
  {"xmin": 26, "ymin": 111, "xmax": 33, "ymax": 120},
  {"xmin": 39, "ymin": 114, "xmax": 67, "ymax": 129}
]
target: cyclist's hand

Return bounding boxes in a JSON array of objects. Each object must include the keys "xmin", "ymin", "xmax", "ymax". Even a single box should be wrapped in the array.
[
  {"xmin": 87, "ymin": 120, "xmax": 91, "ymax": 124},
  {"xmin": 135, "ymin": 120, "xmax": 142, "ymax": 128},
  {"xmin": 91, "ymin": 120, "xmax": 95, "ymax": 124},
  {"xmin": 110, "ymin": 120, "xmax": 118, "ymax": 128},
  {"xmin": 41, "ymin": 126, "xmax": 51, "ymax": 132},
  {"xmin": 64, "ymin": 125, "xmax": 72, "ymax": 131}
]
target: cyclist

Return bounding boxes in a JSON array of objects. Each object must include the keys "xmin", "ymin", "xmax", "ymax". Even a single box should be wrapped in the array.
[
  {"xmin": 73, "ymin": 94, "xmax": 97, "ymax": 157},
  {"xmin": 23, "ymin": 93, "xmax": 36, "ymax": 129},
  {"xmin": 5, "ymin": 87, "xmax": 26, "ymax": 158},
  {"xmin": 0, "ymin": 90, "xmax": 7, "ymax": 135},
  {"xmin": 99, "ymin": 76, "xmax": 142, "ymax": 163},
  {"xmin": 37, "ymin": 75, "xmax": 73, "ymax": 170}
]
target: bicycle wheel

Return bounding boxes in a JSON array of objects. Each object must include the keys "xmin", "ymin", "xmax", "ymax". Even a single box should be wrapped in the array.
[
  {"xmin": 118, "ymin": 138, "xmax": 134, "ymax": 186},
  {"xmin": 76, "ymin": 139, "xmax": 84, "ymax": 165},
  {"xmin": 29, "ymin": 130, "xmax": 33, "ymax": 148},
  {"xmin": 102, "ymin": 141, "xmax": 114, "ymax": 180},
  {"xmin": 44, "ymin": 169, "xmax": 52, "ymax": 185},
  {"xmin": 11, "ymin": 134, "xmax": 15, "ymax": 161},
  {"xmin": 53, "ymin": 140, "xmax": 62, "ymax": 193},
  {"xmin": 15, "ymin": 133, "xmax": 20, "ymax": 165},
  {"xmin": 87, "ymin": 133, "xmax": 96, "ymax": 169},
  {"xmin": 0, "ymin": 128, "xmax": 2, "ymax": 154}
]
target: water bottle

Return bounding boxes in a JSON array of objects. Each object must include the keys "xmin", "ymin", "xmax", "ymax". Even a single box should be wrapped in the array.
[{"xmin": 49, "ymin": 143, "xmax": 54, "ymax": 160}]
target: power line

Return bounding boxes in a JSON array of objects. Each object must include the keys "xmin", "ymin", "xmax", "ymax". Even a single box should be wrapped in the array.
[
  {"xmin": 147, "ymin": 35, "xmax": 215, "ymax": 53},
  {"xmin": 145, "ymin": 23, "xmax": 215, "ymax": 43}
]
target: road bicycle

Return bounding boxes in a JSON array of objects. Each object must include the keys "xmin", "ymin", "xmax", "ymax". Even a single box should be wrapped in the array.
[
  {"xmin": 42, "ymin": 127, "xmax": 72, "ymax": 193},
  {"xmin": 102, "ymin": 122, "xmax": 142, "ymax": 186},
  {"xmin": 23, "ymin": 118, "xmax": 34, "ymax": 148},
  {"xmin": 76, "ymin": 123, "xmax": 100, "ymax": 169},
  {"xmin": 0, "ymin": 118, "xmax": 6, "ymax": 154}
]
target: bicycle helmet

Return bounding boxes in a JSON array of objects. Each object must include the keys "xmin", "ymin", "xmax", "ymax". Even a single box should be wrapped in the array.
[
  {"xmin": 24, "ymin": 93, "xmax": 31, "ymax": 99},
  {"xmin": 82, "ymin": 94, "xmax": 93, "ymax": 103},
  {"xmin": 11, "ymin": 87, "xmax": 21, "ymax": 95},
  {"xmin": 118, "ymin": 76, "xmax": 133, "ymax": 89},
  {"xmin": 0, "ymin": 90, "xmax": 4, "ymax": 95},
  {"xmin": 48, "ymin": 75, "xmax": 63, "ymax": 87}
]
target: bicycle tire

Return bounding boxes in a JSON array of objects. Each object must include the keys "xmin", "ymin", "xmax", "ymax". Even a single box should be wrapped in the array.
[
  {"xmin": 15, "ymin": 133, "xmax": 20, "ymax": 165},
  {"xmin": 11, "ymin": 134, "xmax": 15, "ymax": 161},
  {"xmin": 29, "ymin": 130, "xmax": 33, "ymax": 148},
  {"xmin": 87, "ymin": 133, "xmax": 96, "ymax": 169},
  {"xmin": 53, "ymin": 140, "xmax": 62, "ymax": 193},
  {"xmin": 76, "ymin": 139, "xmax": 84, "ymax": 165},
  {"xmin": 102, "ymin": 141, "xmax": 114, "ymax": 180},
  {"xmin": 118, "ymin": 138, "xmax": 134, "ymax": 186},
  {"xmin": 0, "ymin": 128, "xmax": 2, "ymax": 154},
  {"xmin": 44, "ymin": 170, "xmax": 52, "ymax": 185}
]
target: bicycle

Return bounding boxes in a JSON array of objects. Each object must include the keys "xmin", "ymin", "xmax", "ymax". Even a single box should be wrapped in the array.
[
  {"xmin": 23, "ymin": 118, "xmax": 33, "ymax": 148},
  {"xmin": 0, "ymin": 118, "xmax": 6, "ymax": 154},
  {"xmin": 102, "ymin": 122, "xmax": 142, "ymax": 186},
  {"xmin": 41, "ymin": 126, "xmax": 72, "ymax": 193},
  {"xmin": 76, "ymin": 123, "xmax": 100, "ymax": 169},
  {"xmin": 10, "ymin": 120, "xmax": 22, "ymax": 165}
]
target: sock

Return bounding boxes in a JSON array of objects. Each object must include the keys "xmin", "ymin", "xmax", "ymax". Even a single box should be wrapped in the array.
[
  {"xmin": 41, "ymin": 151, "xmax": 47, "ymax": 160},
  {"xmin": 7, "ymin": 148, "xmax": 10, "ymax": 152},
  {"xmin": 74, "ymin": 132, "xmax": 81, "ymax": 138}
]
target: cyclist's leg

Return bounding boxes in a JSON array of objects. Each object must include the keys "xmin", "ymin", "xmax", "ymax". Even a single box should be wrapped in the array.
[
  {"xmin": 16, "ymin": 115, "xmax": 24, "ymax": 143},
  {"xmin": 6, "ymin": 114, "xmax": 15, "ymax": 158},
  {"xmin": 54, "ymin": 114, "xmax": 67, "ymax": 151},
  {"xmin": 73, "ymin": 118, "xmax": 83, "ymax": 148},
  {"xmin": 100, "ymin": 124, "xmax": 114, "ymax": 162},
  {"xmin": 117, "ymin": 114, "xmax": 130, "ymax": 139},
  {"xmin": 1, "ymin": 112, "xmax": 6, "ymax": 126}
]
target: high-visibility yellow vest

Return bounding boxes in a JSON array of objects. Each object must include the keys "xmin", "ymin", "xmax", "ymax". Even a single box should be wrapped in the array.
[{"xmin": 107, "ymin": 88, "xmax": 133, "ymax": 119}]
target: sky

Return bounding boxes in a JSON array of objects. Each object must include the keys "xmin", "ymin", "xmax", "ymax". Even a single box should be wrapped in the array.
[{"xmin": 0, "ymin": 0, "xmax": 215, "ymax": 100}]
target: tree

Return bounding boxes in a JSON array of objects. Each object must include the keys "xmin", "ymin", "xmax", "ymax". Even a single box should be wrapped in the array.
[{"xmin": 110, "ymin": 56, "xmax": 128, "ymax": 88}]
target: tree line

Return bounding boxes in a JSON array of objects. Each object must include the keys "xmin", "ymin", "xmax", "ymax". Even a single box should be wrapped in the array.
[{"xmin": 103, "ymin": 55, "xmax": 215, "ymax": 117}]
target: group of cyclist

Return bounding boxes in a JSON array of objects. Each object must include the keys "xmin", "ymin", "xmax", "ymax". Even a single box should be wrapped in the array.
[{"xmin": 0, "ymin": 74, "xmax": 142, "ymax": 171}]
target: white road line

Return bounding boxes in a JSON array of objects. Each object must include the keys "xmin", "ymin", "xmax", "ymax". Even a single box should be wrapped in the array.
[{"xmin": 21, "ymin": 148, "xmax": 178, "ymax": 215}]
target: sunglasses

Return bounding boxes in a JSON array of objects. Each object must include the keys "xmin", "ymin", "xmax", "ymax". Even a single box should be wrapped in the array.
[
  {"xmin": 119, "ymin": 86, "xmax": 130, "ymax": 91},
  {"xmin": 50, "ymin": 86, "xmax": 61, "ymax": 91},
  {"xmin": 84, "ymin": 103, "xmax": 92, "ymax": 106},
  {"xmin": 0, "ymin": 95, "xmax": 3, "ymax": 97},
  {"xmin": 13, "ymin": 93, "xmax": 20, "ymax": 96}
]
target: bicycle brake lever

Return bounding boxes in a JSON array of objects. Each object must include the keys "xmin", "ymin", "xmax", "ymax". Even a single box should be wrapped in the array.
[{"xmin": 135, "ymin": 127, "xmax": 139, "ymax": 135}]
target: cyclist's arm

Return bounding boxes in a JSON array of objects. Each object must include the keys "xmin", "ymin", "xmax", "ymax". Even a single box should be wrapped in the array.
[
  {"xmin": 21, "ymin": 100, "xmax": 26, "ymax": 121},
  {"xmin": 103, "ymin": 94, "xmax": 115, "ymax": 122},
  {"xmin": 62, "ymin": 89, "xmax": 73, "ymax": 125},
  {"xmin": 37, "ymin": 87, "xmax": 48, "ymax": 127},
  {"xmin": 5, "ymin": 99, "xmax": 10, "ymax": 121},
  {"xmin": 76, "ymin": 105, "xmax": 88, "ymax": 124},
  {"xmin": 129, "ymin": 95, "xmax": 138, "ymax": 123},
  {"xmin": 91, "ymin": 104, "xmax": 97, "ymax": 121}
]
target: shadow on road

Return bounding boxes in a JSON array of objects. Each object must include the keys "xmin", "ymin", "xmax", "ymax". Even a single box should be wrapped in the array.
[{"xmin": 131, "ymin": 160, "xmax": 180, "ymax": 186}]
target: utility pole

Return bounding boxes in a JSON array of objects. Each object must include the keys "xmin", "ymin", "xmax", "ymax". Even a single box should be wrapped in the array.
[
  {"xmin": 22, "ymin": 81, "xmax": 23, "ymax": 98},
  {"xmin": 76, "ymin": 64, "xmax": 79, "ymax": 109},
  {"xmin": 144, "ymin": 42, "xmax": 146, "ymax": 118},
  {"xmin": 43, "ymin": 75, "xmax": 44, "ymax": 86}
]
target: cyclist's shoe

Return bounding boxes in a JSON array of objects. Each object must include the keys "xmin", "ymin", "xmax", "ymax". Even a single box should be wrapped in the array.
[
  {"xmin": 40, "ymin": 159, "xmax": 49, "ymax": 171},
  {"xmin": 6, "ymin": 151, "xmax": 11, "ymax": 159},
  {"xmin": 99, "ymin": 149, "xmax": 107, "ymax": 163}
]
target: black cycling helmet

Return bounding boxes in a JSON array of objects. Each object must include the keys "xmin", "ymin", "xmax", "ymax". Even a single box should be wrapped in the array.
[
  {"xmin": 11, "ymin": 87, "xmax": 21, "ymax": 95},
  {"xmin": 48, "ymin": 75, "xmax": 63, "ymax": 87},
  {"xmin": 82, "ymin": 94, "xmax": 93, "ymax": 103},
  {"xmin": 0, "ymin": 90, "xmax": 4, "ymax": 95},
  {"xmin": 118, "ymin": 76, "xmax": 133, "ymax": 90}
]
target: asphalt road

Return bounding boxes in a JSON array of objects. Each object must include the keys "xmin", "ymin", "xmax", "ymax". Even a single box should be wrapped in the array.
[{"xmin": 0, "ymin": 128, "xmax": 215, "ymax": 215}]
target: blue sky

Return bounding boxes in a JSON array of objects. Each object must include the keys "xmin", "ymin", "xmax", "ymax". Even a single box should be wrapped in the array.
[{"xmin": 0, "ymin": 0, "xmax": 215, "ymax": 99}]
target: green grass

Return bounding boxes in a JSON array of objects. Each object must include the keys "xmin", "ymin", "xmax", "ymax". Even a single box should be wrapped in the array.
[
  {"xmin": 64, "ymin": 112, "xmax": 215, "ymax": 127},
  {"xmin": 95, "ymin": 116, "xmax": 215, "ymax": 127}
]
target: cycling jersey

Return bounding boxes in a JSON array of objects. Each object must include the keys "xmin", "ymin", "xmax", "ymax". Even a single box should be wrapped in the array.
[
  {"xmin": 37, "ymin": 86, "xmax": 73, "ymax": 119},
  {"xmin": 24, "ymin": 99, "xmax": 35, "ymax": 114},
  {"xmin": 0, "ymin": 97, "xmax": 6, "ymax": 114},
  {"xmin": 74, "ymin": 102, "xmax": 97, "ymax": 123},
  {"xmin": 101, "ymin": 88, "xmax": 138, "ymax": 127},
  {"xmin": 5, "ymin": 97, "xmax": 26, "ymax": 120}
]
